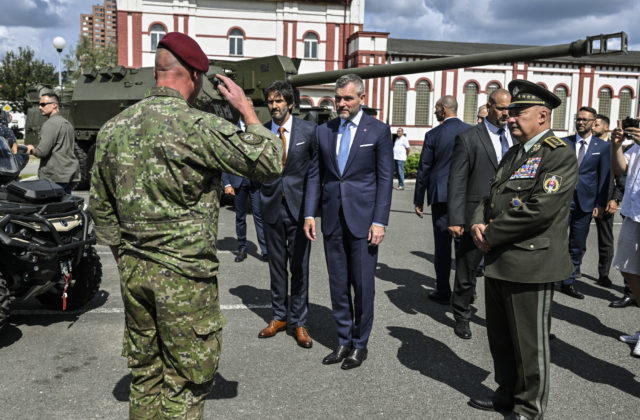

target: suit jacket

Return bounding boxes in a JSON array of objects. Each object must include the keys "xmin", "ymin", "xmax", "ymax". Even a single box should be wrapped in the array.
[
  {"xmin": 221, "ymin": 172, "xmax": 253, "ymax": 189},
  {"xmin": 414, "ymin": 117, "xmax": 472, "ymax": 207},
  {"xmin": 563, "ymin": 134, "xmax": 611, "ymax": 213},
  {"xmin": 304, "ymin": 111, "xmax": 393, "ymax": 238},
  {"xmin": 260, "ymin": 117, "xmax": 317, "ymax": 224},
  {"xmin": 448, "ymin": 123, "xmax": 501, "ymax": 229},
  {"xmin": 471, "ymin": 130, "xmax": 578, "ymax": 283}
]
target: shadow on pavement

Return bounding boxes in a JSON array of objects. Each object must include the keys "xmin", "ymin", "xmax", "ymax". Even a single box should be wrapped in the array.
[
  {"xmin": 217, "ymin": 236, "xmax": 263, "ymax": 260},
  {"xmin": 572, "ymin": 277, "xmax": 624, "ymax": 301},
  {"xmin": 228, "ymin": 284, "xmax": 337, "ymax": 350},
  {"xmin": 0, "ymin": 324, "xmax": 23, "ymax": 348},
  {"xmin": 387, "ymin": 326, "xmax": 492, "ymax": 398},
  {"xmin": 552, "ymin": 300, "xmax": 625, "ymax": 339}
]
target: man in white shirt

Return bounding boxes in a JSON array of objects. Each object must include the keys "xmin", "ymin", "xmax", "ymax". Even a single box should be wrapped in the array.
[{"xmin": 393, "ymin": 127, "xmax": 411, "ymax": 190}]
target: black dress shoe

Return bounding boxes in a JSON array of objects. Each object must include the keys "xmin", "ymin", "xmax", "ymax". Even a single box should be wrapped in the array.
[
  {"xmin": 428, "ymin": 291, "xmax": 450, "ymax": 305},
  {"xmin": 322, "ymin": 345, "xmax": 351, "ymax": 365},
  {"xmin": 234, "ymin": 251, "xmax": 247, "ymax": 262},
  {"xmin": 609, "ymin": 295, "xmax": 638, "ymax": 308},
  {"xmin": 468, "ymin": 396, "xmax": 512, "ymax": 412},
  {"xmin": 597, "ymin": 276, "xmax": 612, "ymax": 287},
  {"xmin": 454, "ymin": 320, "xmax": 472, "ymax": 339},
  {"xmin": 260, "ymin": 253, "xmax": 269, "ymax": 262},
  {"xmin": 560, "ymin": 284, "xmax": 584, "ymax": 299},
  {"xmin": 341, "ymin": 348, "xmax": 367, "ymax": 370}
]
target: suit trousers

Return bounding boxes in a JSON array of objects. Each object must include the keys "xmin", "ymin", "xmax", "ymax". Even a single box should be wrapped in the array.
[
  {"xmin": 234, "ymin": 183, "xmax": 267, "ymax": 255},
  {"xmin": 431, "ymin": 202, "xmax": 453, "ymax": 297},
  {"xmin": 485, "ymin": 277, "xmax": 553, "ymax": 420},
  {"xmin": 323, "ymin": 208, "xmax": 378, "ymax": 349},
  {"xmin": 564, "ymin": 201, "xmax": 593, "ymax": 285},
  {"xmin": 452, "ymin": 233, "xmax": 483, "ymax": 321},
  {"xmin": 594, "ymin": 212, "xmax": 615, "ymax": 278},
  {"xmin": 263, "ymin": 198, "xmax": 310, "ymax": 326}
]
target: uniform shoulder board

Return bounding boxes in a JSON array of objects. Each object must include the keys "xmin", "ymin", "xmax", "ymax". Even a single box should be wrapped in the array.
[{"xmin": 543, "ymin": 136, "xmax": 566, "ymax": 149}]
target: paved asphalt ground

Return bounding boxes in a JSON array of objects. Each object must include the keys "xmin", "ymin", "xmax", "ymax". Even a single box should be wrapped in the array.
[{"xmin": 1, "ymin": 178, "xmax": 639, "ymax": 419}]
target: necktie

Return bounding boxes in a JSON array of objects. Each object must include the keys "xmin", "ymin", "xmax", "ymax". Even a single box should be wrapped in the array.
[
  {"xmin": 338, "ymin": 120, "xmax": 351, "ymax": 174},
  {"xmin": 498, "ymin": 128, "xmax": 509, "ymax": 161},
  {"xmin": 278, "ymin": 126, "xmax": 287, "ymax": 167},
  {"xmin": 577, "ymin": 139, "xmax": 586, "ymax": 166}
]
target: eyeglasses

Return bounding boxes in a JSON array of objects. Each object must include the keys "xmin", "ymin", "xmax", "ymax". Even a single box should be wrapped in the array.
[
  {"xmin": 39, "ymin": 102, "xmax": 55, "ymax": 107},
  {"xmin": 575, "ymin": 118, "xmax": 594, "ymax": 123}
]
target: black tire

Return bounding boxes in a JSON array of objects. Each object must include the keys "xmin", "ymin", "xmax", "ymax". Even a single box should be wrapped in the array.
[
  {"xmin": 0, "ymin": 275, "xmax": 10, "ymax": 332},
  {"xmin": 74, "ymin": 142, "xmax": 89, "ymax": 190},
  {"xmin": 37, "ymin": 247, "xmax": 103, "ymax": 311}
]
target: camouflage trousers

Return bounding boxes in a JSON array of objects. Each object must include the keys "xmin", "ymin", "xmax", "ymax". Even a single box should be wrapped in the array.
[{"xmin": 119, "ymin": 254, "xmax": 225, "ymax": 419}]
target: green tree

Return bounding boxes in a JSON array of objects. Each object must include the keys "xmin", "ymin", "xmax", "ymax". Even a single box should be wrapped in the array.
[
  {"xmin": 0, "ymin": 47, "xmax": 57, "ymax": 113},
  {"xmin": 64, "ymin": 35, "xmax": 118, "ymax": 80}
]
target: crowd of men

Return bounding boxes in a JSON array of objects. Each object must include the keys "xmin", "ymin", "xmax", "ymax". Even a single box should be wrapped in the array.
[{"xmin": 77, "ymin": 32, "xmax": 639, "ymax": 420}]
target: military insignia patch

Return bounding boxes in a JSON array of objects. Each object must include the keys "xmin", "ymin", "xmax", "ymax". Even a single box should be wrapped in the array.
[
  {"xmin": 510, "ymin": 157, "xmax": 542, "ymax": 179},
  {"xmin": 510, "ymin": 197, "xmax": 522, "ymax": 207},
  {"xmin": 543, "ymin": 136, "xmax": 566, "ymax": 149},
  {"xmin": 543, "ymin": 173, "xmax": 562, "ymax": 193},
  {"xmin": 531, "ymin": 143, "xmax": 541, "ymax": 152},
  {"xmin": 240, "ymin": 132, "xmax": 264, "ymax": 145}
]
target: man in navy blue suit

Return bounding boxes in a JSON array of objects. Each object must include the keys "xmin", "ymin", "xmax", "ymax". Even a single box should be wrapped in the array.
[
  {"xmin": 257, "ymin": 81, "xmax": 317, "ymax": 349},
  {"xmin": 414, "ymin": 96, "xmax": 471, "ymax": 304},
  {"xmin": 304, "ymin": 74, "xmax": 393, "ymax": 369},
  {"xmin": 561, "ymin": 106, "xmax": 610, "ymax": 299}
]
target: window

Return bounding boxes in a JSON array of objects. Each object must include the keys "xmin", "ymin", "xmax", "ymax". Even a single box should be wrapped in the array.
[
  {"xmin": 415, "ymin": 80, "xmax": 430, "ymax": 126},
  {"xmin": 487, "ymin": 82, "xmax": 500, "ymax": 98},
  {"xmin": 598, "ymin": 87, "xmax": 612, "ymax": 118},
  {"xmin": 304, "ymin": 33, "xmax": 318, "ymax": 59},
  {"xmin": 300, "ymin": 98, "xmax": 312, "ymax": 107},
  {"xmin": 229, "ymin": 29, "xmax": 244, "ymax": 56},
  {"xmin": 319, "ymin": 99, "xmax": 334, "ymax": 110},
  {"xmin": 619, "ymin": 88, "xmax": 632, "ymax": 120},
  {"xmin": 392, "ymin": 80, "xmax": 407, "ymax": 125},
  {"xmin": 463, "ymin": 82, "xmax": 479, "ymax": 125},
  {"xmin": 552, "ymin": 86, "xmax": 567, "ymax": 130},
  {"xmin": 150, "ymin": 24, "xmax": 166, "ymax": 52}
]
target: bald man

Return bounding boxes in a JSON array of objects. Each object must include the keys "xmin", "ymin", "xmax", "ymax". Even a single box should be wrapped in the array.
[{"xmin": 414, "ymin": 96, "xmax": 471, "ymax": 304}]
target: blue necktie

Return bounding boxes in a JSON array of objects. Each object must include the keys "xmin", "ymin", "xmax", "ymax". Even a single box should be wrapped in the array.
[
  {"xmin": 577, "ymin": 140, "xmax": 586, "ymax": 166},
  {"xmin": 498, "ymin": 128, "xmax": 509, "ymax": 161},
  {"xmin": 338, "ymin": 120, "xmax": 351, "ymax": 174}
]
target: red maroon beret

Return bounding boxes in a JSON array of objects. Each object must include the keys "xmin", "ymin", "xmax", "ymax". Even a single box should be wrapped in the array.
[{"xmin": 158, "ymin": 32, "xmax": 209, "ymax": 73}]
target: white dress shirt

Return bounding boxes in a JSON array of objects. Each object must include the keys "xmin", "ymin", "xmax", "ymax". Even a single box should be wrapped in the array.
[{"xmin": 336, "ymin": 109, "xmax": 363, "ymax": 155}]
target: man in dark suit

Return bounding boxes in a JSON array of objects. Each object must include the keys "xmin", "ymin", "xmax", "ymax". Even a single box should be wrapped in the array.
[
  {"xmin": 257, "ymin": 81, "xmax": 317, "ymax": 349},
  {"xmin": 304, "ymin": 73, "xmax": 393, "ymax": 369},
  {"xmin": 447, "ymin": 89, "xmax": 512, "ymax": 339},
  {"xmin": 414, "ymin": 96, "xmax": 471, "ymax": 303},
  {"xmin": 469, "ymin": 80, "xmax": 577, "ymax": 420},
  {"xmin": 560, "ymin": 106, "xmax": 610, "ymax": 299},
  {"xmin": 221, "ymin": 173, "xmax": 267, "ymax": 262}
]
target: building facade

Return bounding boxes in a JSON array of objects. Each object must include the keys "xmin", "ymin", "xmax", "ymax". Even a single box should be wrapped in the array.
[
  {"xmin": 114, "ymin": 0, "xmax": 639, "ymax": 144},
  {"xmin": 81, "ymin": 0, "xmax": 118, "ymax": 49}
]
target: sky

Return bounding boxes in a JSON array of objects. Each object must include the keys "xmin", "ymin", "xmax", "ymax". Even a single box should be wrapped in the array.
[{"xmin": 0, "ymin": 0, "xmax": 639, "ymax": 67}]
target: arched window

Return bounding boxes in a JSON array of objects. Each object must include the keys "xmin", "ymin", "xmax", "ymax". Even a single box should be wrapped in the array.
[
  {"xmin": 619, "ymin": 88, "xmax": 632, "ymax": 119},
  {"xmin": 392, "ymin": 79, "xmax": 407, "ymax": 125},
  {"xmin": 319, "ymin": 99, "xmax": 334, "ymax": 110},
  {"xmin": 304, "ymin": 33, "xmax": 318, "ymax": 59},
  {"xmin": 229, "ymin": 28, "xmax": 244, "ymax": 56},
  {"xmin": 150, "ymin": 24, "xmax": 166, "ymax": 52},
  {"xmin": 415, "ymin": 80, "xmax": 430, "ymax": 126},
  {"xmin": 598, "ymin": 87, "xmax": 612, "ymax": 118},
  {"xmin": 300, "ymin": 98, "xmax": 312, "ymax": 107},
  {"xmin": 552, "ymin": 86, "xmax": 568, "ymax": 130},
  {"xmin": 463, "ymin": 82, "xmax": 478, "ymax": 124},
  {"xmin": 487, "ymin": 82, "xmax": 500, "ymax": 98}
]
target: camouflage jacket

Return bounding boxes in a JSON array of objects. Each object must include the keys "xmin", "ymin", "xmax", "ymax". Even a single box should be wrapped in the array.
[{"xmin": 89, "ymin": 86, "xmax": 282, "ymax": 278}]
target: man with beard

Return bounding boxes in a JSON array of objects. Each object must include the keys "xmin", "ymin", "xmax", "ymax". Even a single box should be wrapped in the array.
[
  {"xmin": 447, "ymin": 88, "xmax": 513, "ymax": 339},
  {"xmin": 560, "ymin": 106, "xmax": 610, "ymax": 299},
  {"xmin": 469, "ymin": 80, "xmax": 577, "ymax": 420},
  {"xmin": 257, "ymin": 81, "xmax": 317, "ymax": 349}
]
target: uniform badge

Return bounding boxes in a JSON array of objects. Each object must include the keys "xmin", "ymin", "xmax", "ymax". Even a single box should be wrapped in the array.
[
  {"xmin": 531, "ymin": 143, "xmax": 541, "ymax": 152},
  {"xmin": 543, "ymin": 173, "xmax": 562, "ymax": 193},
  {"xmin": 510, "ymin": 197, "xmax": 522, "ymax": 207},
  {"xmin": 240, "ymin": 132, "xmax": 264, "ymax": 145},
  {"xmin": 510, "ymin": 157, "xmax": 542, "ymax": 179}
]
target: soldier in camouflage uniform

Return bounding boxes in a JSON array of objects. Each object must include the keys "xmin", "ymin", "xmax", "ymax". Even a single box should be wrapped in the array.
[{"xmin": 89, "ymin": 32, "xmax": 282, "ymax": 419}]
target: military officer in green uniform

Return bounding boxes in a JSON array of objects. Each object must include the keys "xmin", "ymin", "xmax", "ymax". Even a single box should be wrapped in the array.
[
  {"xmin": 89, "ymin": 32, "xmax": 282, "ymax": 420},
  {"xmin": 468, "ymin": 80, "xmax": 578, "ymax": 420}
]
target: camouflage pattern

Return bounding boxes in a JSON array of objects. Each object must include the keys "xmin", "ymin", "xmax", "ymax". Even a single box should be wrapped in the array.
[{"xmin": 89, "ymin": 86, "xmax": 282, "ymax": 419}]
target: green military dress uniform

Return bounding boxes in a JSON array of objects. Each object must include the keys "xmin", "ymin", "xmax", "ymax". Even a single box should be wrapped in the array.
[
  {"xmin": 90, "ymin": 86, "xmax": 282, "ymax": 420},
  {"xmin": 471, "ymin": 129, "xmax": 578, "ymax": 419}
]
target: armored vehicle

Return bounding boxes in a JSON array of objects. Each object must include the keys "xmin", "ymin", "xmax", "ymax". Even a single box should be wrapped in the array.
[{"xmin": 24, "ymin": 32, "xmax": 627, "ymax": 189}]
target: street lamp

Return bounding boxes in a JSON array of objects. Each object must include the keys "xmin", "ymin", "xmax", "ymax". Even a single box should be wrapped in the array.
[{"xmin": 52, "ymin": 36, "xmax": 66, "ymax": 92}]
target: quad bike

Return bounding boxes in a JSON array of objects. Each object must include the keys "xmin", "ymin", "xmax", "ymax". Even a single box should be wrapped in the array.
[{"xmin": 0, "ymin": 137, "xmax": 101, "ymax": 332}]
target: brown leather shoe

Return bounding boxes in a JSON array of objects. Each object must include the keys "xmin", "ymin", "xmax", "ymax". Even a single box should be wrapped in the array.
[
  {"xmin": 258, "ymin": 320, "xmax": 287, "ymax": 338},
  {"xmin": 295, "ymin": 326, "xmax": 313, "ymax": 348}
]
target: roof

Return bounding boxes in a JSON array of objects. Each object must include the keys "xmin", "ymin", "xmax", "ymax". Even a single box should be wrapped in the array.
[{"xmin": 387, "ymin": 38, "xmax": 640, "ymax": 67}]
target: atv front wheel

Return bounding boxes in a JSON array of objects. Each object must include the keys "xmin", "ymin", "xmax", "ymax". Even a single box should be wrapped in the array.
[
  {"xmin": 0, "ymin": 276, "xmax": 10, "ymax": 332},
  {"xmin": 37, "ymin": 247, "xmax": 103, "ymax": 310}
]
